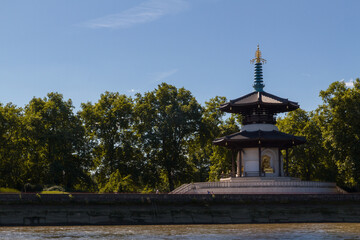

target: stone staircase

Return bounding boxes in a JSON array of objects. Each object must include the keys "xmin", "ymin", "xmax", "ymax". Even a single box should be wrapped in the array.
[{"xmin": 170, "ymin": 177, "xmax": 344, "ymax": 194}]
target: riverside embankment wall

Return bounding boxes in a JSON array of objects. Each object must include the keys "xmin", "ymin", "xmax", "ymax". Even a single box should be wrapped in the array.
[{"xmin": 0, "ymin": 193, "xmax": 360, "ymax": 226}]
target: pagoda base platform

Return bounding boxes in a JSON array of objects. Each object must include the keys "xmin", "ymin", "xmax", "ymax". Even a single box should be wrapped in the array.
[{"xmin": 170, "ymin": 177, "xmax": 343, "ymax": 194}]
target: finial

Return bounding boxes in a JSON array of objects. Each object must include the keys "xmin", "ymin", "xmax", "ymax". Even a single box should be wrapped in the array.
[{"xmin": 250, "ymin": 44, "xmax": 266, "ymax": 64}]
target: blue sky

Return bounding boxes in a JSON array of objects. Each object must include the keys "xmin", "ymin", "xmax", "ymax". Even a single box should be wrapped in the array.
[{"xmin": 0, "ymin": 0, "xmax": 359, "ymax": 111}]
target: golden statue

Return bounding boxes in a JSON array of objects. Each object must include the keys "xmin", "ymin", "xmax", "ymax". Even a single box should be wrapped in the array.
[
  {"xmin": 250, "ymin": 44, "xmax": 267, "ymax": 64},
  {"xmin": 262, "ymin": 155, "xmax": 274, "ymax": 173}
]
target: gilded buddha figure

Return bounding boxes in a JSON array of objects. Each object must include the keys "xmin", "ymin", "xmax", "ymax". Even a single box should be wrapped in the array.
[{"xmin": 262, "ymin": 155, "xmax": 274, "ymax": 173}]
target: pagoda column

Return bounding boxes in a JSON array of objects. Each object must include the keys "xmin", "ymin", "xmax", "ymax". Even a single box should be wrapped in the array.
[
  {"xmin": 285, "ymin": 148, "xmax": 289, "ymax": 176},
  {"xmin": 236, "ymin": 150, "xmax": 242, "ymax": 177},
  {"xmin": 258, "ymin": 145, "xmax": 262, "ymax": 177},
  {"xmin": 231, "ymin": 150, "xmax": 235, "ymax": 177},
  {"xmin": 278, "ymin": 148, "xmax": 281, "ymax": 177}
]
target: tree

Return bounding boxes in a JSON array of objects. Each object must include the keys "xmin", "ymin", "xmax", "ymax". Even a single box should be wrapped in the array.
[
  {"xmin": 277, "ymin": 78, "xmax": 360, "ymax": 190},
  {"xmin": 208, "ymin": 115, "xmax": 240, "ymax": 180},
  {"xmin": 79, "ymin": 92, "xmax": 140, "ymax": 191},
  {"xmin": 23, "ymin": 93, "xmax": 91, "ymax": 190},
  {"xmin": 0, "ymin": 103, "xmax": 26, "ymax": 189},
  {"xmin": 134, "ymin": 83, "xmax": 202, "ymax": 191},
  {"xmin": 317, "ymin": 79, "xmax": 360, "ymax": 188},
  {"xmin": 277, "ymin": 109, "xmax": 327, "ymax": 181},
  {"xmin": 99, "ymin": 170, "xmax": 136, "ymax": 193},
  {"xmin": 188, "ymin": 96, "xmax": 241, "ymax": 182}
]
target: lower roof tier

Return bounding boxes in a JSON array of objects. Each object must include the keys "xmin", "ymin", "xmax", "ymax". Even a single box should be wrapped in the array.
[{"xmin": 213, "ymin": 130, "xmax": 306, "ymax": 149}]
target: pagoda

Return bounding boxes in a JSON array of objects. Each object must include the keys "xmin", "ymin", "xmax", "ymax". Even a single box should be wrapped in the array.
[
  {"xmin": 213, "ymin": 45, "xmax": 306, "ymax": 178},
  {"xmin": 170, "ymin": 46, "xmax": 339, "ymax": 194}
]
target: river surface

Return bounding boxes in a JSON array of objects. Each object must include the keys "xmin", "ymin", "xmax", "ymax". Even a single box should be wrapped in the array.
[{"xmin": 1, "ymin": 223, "xmax": 360, "ymax": 239}]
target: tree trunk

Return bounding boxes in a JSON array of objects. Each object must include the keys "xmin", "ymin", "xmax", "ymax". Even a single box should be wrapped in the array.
[{"xmin": 167, "ymin": 167, "xmax": 174, "ymax": 191}]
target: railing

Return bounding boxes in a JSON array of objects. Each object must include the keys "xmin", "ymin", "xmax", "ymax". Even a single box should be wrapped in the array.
[{"xmin": 243, "ymin": 115, "xmax": 276, "ymax": 124}]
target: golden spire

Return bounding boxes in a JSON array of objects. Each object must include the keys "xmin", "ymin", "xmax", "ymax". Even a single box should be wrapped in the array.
[{"xmin": 250, "ymin": 44, "xmax": 266, "ymax": 64}]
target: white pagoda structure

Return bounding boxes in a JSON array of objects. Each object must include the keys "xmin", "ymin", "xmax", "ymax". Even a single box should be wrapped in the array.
[{"xmin": 171, "ymin": 46, "xmax": 340, "ymax": 194}]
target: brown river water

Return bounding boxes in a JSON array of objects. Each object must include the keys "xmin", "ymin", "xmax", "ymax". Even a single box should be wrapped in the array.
[{"xmin": 1, "ymin": 223, "xmax": 360, "ymax": 239}]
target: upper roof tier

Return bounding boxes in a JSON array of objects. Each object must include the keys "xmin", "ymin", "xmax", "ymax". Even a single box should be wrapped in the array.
[
  {"xmin": 220, "ymin": 91, "xmax": 299, "ymax": 114},
  {"xmin": 220, "ymin": 46, "xmax": 300, "ymax": 115}
]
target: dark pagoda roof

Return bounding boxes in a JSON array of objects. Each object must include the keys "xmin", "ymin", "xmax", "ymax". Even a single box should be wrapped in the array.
[
  {"xmin": 213, "ymin": 130, "xmax": 306, "ymax": 149},
  {"xmin": 220, "ymin": 91, "xmax": 299, "ymax": 114}
]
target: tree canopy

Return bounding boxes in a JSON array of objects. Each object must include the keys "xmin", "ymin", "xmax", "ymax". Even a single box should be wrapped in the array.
[
  {"xmin": 0, "ymin": 79, "xmax": 359, "ymax": 192},
  {"xmin": 134, "ymin": 83, "xmax": 202, "ymax": 191},
  {"xmin": 277, "ymin": 78, "xmax": 360, "ymax": 190}
]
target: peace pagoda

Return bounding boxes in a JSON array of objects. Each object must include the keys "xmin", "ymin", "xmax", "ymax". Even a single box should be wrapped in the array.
[{"xmin": 171, "ymin": 46, "xmax": 340, "ymax": 194}]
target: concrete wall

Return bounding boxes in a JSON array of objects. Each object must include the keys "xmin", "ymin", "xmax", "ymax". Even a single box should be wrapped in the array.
[{"xmin": 0, "ymin": 193, "xmax": 360, "ymax": 226}]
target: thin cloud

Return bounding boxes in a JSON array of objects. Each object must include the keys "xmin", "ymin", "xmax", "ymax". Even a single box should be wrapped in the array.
[
  {"xmin": 128, "ymin": 89, "xmax": 138, "ymax": 93},
  {"xmin": 83, "ymin": 0, "xmax": 189, "ymax": 29},
  {"xmin": 153, "ymin": 69, "xmax": 178, "ymax": 82},
  {"xmin": 345, "ymin": 80, "xmax": 354, "ymax": 88},
  {"xmin": 341, "ymin": 78, "xmax": 354, "ymax": 88}
]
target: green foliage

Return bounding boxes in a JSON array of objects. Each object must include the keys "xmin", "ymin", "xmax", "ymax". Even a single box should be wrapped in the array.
[
  {"xmin": 317, "ymin": 79, "xmax": 360, "ymax": 188},
  {"xmin": 277, "ymin": 109, "xmax": 327, "ymax": 181},
  {"xmin": 0, "ymin": 79, "xmax": 359, "ymax": 192},
  {"xmin": 40, "ymin": 191, "xmax": 69, "ymax": 194},
  {"xmin": 187, "ymin": 96, "xmax": 241, "ymax": 182},
  {"xmin": 0, "ymin": 103, "xmax": 26, "ymax": 189},
  {"xmin": 23, "ymin": 93, "xmax": 92, "ymax": 190},
  {"xmin": 79, "ymin": 92, "xmax": 140, "ymax": 191},
  {"xmin": 0, "ymin": 187, "xmax": 20, "ymax": 193},
  {"xmin": 188, "ymin": 96, "xmax": 226, "ymax": 182},
  {"xmin": 0, "ymin": 85, "xmax": 234, "ymax": 192},
  {"xmin": 99, "ymin": 170, "xmax": 136, "ymax": 193},
  {"xmin": 134, "ymin": 83, "xmax": 202, "ymax": 191},
  {"xmin": 278, "ymin": 78, "xmax": 360, "ymax": 190},
  {"xmin": 209, "ymin": 116, "xmax": 240, "ymax": 180}
]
